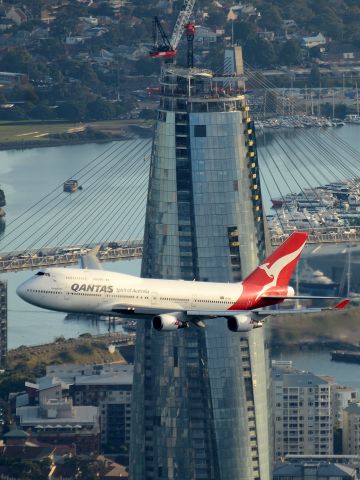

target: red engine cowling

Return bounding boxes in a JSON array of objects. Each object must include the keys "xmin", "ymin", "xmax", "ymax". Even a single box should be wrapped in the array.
[
  {"xmin": 226, "ymin": 314, "xmax": 254, "ymax": 332},
  {"xmin": 152, "ymin": 313, "xmax": 189, "ymax": 331}
]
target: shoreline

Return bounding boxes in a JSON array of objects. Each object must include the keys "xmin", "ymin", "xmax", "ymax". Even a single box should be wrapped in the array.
[
  {"xmin": 0, "ymin": 135, "xmax": 134, "ymax": 151},
  {"xmin": 0, "ymin": 120, "xmax": 154, "ymax": 151}
]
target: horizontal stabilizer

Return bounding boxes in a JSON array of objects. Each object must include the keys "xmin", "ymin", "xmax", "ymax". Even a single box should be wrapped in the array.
[
  {"xmin": 262, "ymin": 295, "xmax": 341, "ymax": 300},
  {"xmin": 187, "ymin": 299, "xmax": 349, "ymax": 318}
]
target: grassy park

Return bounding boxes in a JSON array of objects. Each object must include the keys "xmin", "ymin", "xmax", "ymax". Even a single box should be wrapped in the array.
[{"xmin": 0, "ymin": 119, "xmax": 153, "ymax": 147}]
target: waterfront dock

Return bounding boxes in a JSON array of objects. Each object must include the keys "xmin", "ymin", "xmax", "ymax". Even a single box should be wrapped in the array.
[{"xmin": 331, "ymin": 350, "xmax": 360, "ymax": 364}]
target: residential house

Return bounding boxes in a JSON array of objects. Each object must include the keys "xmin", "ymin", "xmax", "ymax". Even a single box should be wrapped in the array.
[
  {"xmin": 41, "ymin": 8, "xmax": 56, "ymax": 24},
  {"xmin": 302, "ymin": 33, "xmax": 327, "ymax": 49},
  {"xmin": 0, "ymin": 18, "xmax": 14, "ymax": 31},
  {"xmin": 0, "ymin": 72, "xmax": 28, "ymax": 85},
  {"xmin": 227, "ymin": 3, "xmax": 260, "ymax": 22},
  {"xmin": 195, "ymin": 26, "xmax": 217, "ymax": 46},
  {"xmin": 258, "ymin": 31, "xmax": 275, "ymax": 42},
  {"xmin": 6, "ymin": 6, "xmax": 28, "ymax": 25},
  {"xmin": 5, "ymin": 7, "xmax": 29, "ymax": 25}
]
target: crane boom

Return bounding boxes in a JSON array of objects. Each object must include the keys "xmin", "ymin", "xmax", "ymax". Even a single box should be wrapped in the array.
[{"xmin": 170, "ymin": 0, "xmax": 196, "ymax": 51}]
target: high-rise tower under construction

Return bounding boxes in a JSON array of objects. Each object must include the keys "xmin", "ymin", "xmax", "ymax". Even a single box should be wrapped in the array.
[{"xmin": 130, "ymin": 48, "xmax": 272, "ymax": 480}]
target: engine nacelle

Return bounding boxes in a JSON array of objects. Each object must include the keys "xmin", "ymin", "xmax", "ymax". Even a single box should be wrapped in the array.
[
  {"xmin": 152, "ymin": 313, "xmax": 189, "ymax": 331},
  {"xmin": 226, "ymin": 314, "xmax": 254, "ymax": 332}
]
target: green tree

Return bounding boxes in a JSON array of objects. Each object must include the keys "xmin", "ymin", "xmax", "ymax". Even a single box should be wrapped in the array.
[
  {"xmin": 233, "ymin": 21, "xmax": 257, "ymax": 44},
  {"xmin": 57, "ymin": 101, "xmax": 85, "ymax": 122},
  {"xmin": 259, "ymin": 4, "xmax": 283, "ymax": 31},
  {"xmin": 0, "ymin": 50, "xmax": 31, "ymax": 73},
  {"xmin": 0, "ymin": 106, "xmax": 27, "ymax": 121},
  {"xmin": 93, "ymin": 2, "xmax": 114, "ymax": 16},
  {"xmin": 280, "ymin": 39, "xmax": 302, "ymax": 65},
  {"xmin": 11, "ymin": 85, "xmax": 38, "ymax": 103},
  {"xmin": 244, "ymin": 38, "xmax": 277, "ymax": 67},
  {"xmin": 29, "ymin": 104, "xmax": 56, "ymax": 120},
  {"xmin": 86, "ymin": 98, "xmax": 114, "ymax": 120},
  {"xmin": 334, "ymin": 103, "xmax": 348, "ymax": 118},
  {"xmin": 207, "ymin": 8, "xmax": 226, "ymax": 28},
  {"xmin": 309, "ymin": 65, "xmax": 321, "ymax": 87}
]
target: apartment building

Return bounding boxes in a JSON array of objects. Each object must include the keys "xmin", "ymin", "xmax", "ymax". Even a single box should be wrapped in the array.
[{"xmin": 273, "ymin": 369, "xmax": 333, "ymax": 459}]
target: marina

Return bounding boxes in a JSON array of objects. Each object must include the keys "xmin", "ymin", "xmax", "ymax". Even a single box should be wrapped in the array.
[
  {"xmin": 256, "ymin": 115, "xmax": 346, "ymax": 130},
  {"xmin": 268, "ymin": 178, "xmax": 360, "ymax": 240}
]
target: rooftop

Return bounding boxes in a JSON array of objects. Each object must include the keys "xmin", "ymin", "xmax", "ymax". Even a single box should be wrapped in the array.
[
  {"xmin": 274, "ymin": 461, "xmax": 356, "ymax": 478},
  {"xmin": 74, "ymin": 371, "xmax": 133, "ymax": 386},
  {"xmin": 344, "ymin": 402, "xmax": 360, "ymax": 414},
  {"xmin": 272, "ymin": 370, "xmax": 331, "ymax": 387},
  {"xmin": 17, "ymin": 405, "xmax": 98, "ymax": 427}
]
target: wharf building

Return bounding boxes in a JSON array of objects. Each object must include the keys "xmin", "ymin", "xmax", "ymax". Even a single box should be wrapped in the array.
[{"xmin": 130, "ymin": 47, "xmax": 272, "ymax": 480}]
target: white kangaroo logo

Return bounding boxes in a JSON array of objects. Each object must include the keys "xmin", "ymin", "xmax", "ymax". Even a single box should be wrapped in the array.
[{"xmin": 254, "ymin": 241, "xmax": 306, "ymax": 301}]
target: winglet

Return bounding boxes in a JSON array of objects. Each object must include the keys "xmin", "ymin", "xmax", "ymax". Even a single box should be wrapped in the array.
[{"xmin": 335, "ymin": 299, "xmax": 350, "ymax": 309}]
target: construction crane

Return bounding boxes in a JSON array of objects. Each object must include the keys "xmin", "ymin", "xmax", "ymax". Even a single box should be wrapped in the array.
[
  {"xmin": 150, "ymin": 0, "xmax": 196, "ymax": 67},
  {"xmin": 149, "ymin": 17, "xmax": 176, "ymax": 60}
]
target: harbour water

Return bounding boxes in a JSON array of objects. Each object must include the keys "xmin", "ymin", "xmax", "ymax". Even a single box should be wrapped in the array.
[{"xmin": 272, "ymin": 350, "xmax": 360, "ymax": 392}]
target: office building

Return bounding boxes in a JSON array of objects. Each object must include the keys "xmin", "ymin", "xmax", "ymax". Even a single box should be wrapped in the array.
[
  {"xmin": 47, "ymin": 362, "xmax": 133, "ymax": 449},
  {"xmin": 130, "ymin": 46, "xmax": 271, "ymax": 480},
  {"xmin": 70, "ymin": 366, "xmax": 132, "ymax": 449}
]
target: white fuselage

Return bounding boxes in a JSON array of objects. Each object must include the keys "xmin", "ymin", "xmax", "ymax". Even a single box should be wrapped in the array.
[{"xmin": 17, "ymin": 267, "xmax": 246, "ymax": 315}]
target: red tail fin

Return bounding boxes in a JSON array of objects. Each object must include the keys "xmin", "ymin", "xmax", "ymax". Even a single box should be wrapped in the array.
[
  {"xmin": 335, "ymin": 299, "xmax": 350, "ymax": 309},
  {"xmin": 243, "ymin": 232, "xmax": 308, "ymax": 290}
]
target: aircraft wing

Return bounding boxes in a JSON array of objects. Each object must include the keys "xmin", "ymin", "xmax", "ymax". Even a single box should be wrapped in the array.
[
  {"xmin": 80, "ymin": 246, "xmax": 102, "ymax": 270},
  {"xmin": 186, "ymin": 299, "xmax": 349, "ymax": 318},
  {"xmin": 262, "ymin": 295, "xmax": 341, "ymax": 300}
]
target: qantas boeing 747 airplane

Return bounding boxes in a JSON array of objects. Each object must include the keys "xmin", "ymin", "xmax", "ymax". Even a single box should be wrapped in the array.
[{"xmin": 16, "ymin": 232, "xmax": 348, "ymax": 332}]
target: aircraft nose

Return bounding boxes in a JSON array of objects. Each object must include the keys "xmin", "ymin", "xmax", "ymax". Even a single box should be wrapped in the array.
[{"xmin": 16, "ymin": 281, "xmax": 27, "ymax": 300}]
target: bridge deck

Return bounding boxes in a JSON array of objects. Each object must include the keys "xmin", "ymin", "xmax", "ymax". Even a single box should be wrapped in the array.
[{"xmin": 1, "ymin": 231, "xmax": 360, "ymax": 272}]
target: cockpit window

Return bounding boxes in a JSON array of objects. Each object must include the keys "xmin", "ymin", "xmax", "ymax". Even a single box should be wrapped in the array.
[
  {"xmin": 36, "ymin": 271, "xmax": 50, "ymax": 277},
  {"xmin": 36, "ymin": 272, "xmax": 45, "ymax": 276}
]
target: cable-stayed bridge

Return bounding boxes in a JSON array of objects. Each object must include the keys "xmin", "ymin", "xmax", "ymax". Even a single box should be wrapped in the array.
[{"xmin": 1, "ymin": 72, "xmax": 360, "ymax": 272}]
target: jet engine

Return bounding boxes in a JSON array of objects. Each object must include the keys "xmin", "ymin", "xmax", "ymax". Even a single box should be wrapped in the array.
[
  {"xmin": 226, "ymin": 314, "xmax": 254, "ymax": 332},
  {"xmin": 152, "ymin": 312, "xmax": 189, "ymax": 331}
]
